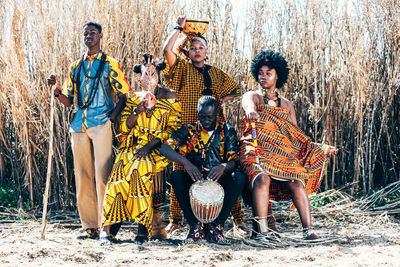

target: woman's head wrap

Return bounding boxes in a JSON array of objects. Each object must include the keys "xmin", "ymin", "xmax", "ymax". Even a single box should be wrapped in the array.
[{"xmin": 178, "ymin": 36, "xmax": 208, "ymax": 58}]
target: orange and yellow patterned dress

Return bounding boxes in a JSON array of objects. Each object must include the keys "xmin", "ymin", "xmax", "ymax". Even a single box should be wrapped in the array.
[
  {"xmin": 102, "ymin": 93, "xmax": 181, "ymax": 232},
  {"xmin": 239, "ymin": 104, "xmax": 330, "ymax": 202}
]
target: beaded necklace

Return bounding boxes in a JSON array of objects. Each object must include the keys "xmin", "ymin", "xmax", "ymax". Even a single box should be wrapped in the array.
[
  {"xmin": 74, "ymin": 53, "xmax": 107, "ymax": 109},
  {"xmin": 197, "ymin": 122, "xmax": 221, "ymax": 161},
  {"xmin": 262, "ymin": 89, "xmax": 281, "ymax": 107}
]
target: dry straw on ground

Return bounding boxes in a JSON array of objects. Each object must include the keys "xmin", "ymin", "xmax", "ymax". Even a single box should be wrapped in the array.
[{"xmin": 0, "ymin": 0, "xmax": 399, "ymax": 211}]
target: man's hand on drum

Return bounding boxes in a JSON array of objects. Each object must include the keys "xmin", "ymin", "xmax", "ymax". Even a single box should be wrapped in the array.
[
  {"xmin": 245, "ymin": 110, "xmax": 260, "ymax": 121},
  {"xmin": 183, "ymin": 161, "xmax": 203, "ymax": 182},
  {"xmin": 207, "ymin": 163, "xmax": 226, "ymax": 182}
]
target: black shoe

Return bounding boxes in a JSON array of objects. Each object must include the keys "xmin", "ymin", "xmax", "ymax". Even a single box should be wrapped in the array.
[
  {"xmin": 133, "ymin": 224, "xmax": 149, "ymax": 245},
  {"xmin": 207, "ymin": 224, "xmax": 230, "ymax": 245},
  {"xmin": 99, "ymin": 234, "xmax": 117, "ymax": 246},
  {"xmin": 184, "ymin": 222, "xmax": 205, "ymax": 243},
  {"xmin": 77, "ymin": 228, "xmax": 99, "ymax": 240},
  {"xmin": 133, "ymin": 235, "xmax": 149, "ymax": 245}
]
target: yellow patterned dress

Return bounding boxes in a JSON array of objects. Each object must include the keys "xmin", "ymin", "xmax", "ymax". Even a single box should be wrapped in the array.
[{"xmin": 102, "ymin": 93, "xmax": 181, "ymax": 232}]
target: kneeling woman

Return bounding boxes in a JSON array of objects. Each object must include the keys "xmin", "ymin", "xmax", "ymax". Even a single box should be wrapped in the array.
[{"xmin": 100, "ymin": 54, "xmax": 181, "ymax": 244}]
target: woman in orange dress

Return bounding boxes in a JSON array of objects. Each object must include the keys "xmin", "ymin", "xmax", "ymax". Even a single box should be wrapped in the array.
[{"xmin": 240, "ymin": 50, "xmax": 337, "ymax": 240}]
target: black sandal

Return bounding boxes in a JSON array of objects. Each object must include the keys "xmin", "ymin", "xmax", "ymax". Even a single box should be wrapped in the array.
[
  {"xmin": 207, "ymin": 224, "xmax": 230, "ymax": 245},
  {"xmin": 77, "ymin": 228, "xmax": 99, "ymax": 240},
  {"xmin": 184, "ymin": 222, "xmax": 205, "ymax": 244},
  {"xmin": 133, "ymin": 235, "xmax": 149, "ymax": 245}
]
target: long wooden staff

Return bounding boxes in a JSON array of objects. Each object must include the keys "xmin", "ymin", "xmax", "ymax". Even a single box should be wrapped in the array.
[
  {"xmin": 41, "ymin": 22, "xmax": 58, "ymax": 239},
  {"xmin": 41, "ymin": 83, "xmax": 55, "ymax": 240}
]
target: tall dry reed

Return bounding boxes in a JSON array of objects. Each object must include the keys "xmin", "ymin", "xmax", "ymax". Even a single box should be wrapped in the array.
[{"xmin": 0, "ymin": 0, "xmax": 398, "ymax": 209}]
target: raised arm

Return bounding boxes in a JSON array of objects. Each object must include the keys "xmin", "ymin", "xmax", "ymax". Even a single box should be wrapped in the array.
[{"xmin": 163, "ymin": 16, "xmax": 186, "ymax": 67}]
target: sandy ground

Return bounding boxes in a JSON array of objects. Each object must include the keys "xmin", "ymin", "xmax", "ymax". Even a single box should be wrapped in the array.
[{"xmin": 1, "ymin": 206, "xmax": 400, "ymax": 267}]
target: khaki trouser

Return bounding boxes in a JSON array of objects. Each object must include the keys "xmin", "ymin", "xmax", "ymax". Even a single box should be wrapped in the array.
[{"xmin": 71, "ymin": 120, "xmax": 113, "ymax": 229}]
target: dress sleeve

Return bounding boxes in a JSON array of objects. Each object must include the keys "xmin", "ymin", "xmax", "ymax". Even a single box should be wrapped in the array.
[
  {"xmin": 155, "ymin": 100, "xmax": 183, "ymax": 142},
  {"xmin": 163, "ymin": 55, "xmax": 188, "ymax": 91},
  {"xmin": 224, "ymin": 124, "xmax": 239, "ymax": 162},
  {"xmin": 118, "ymin": 93, "xmax": 140, "ymax": 141},
  {"xmin": 61, "ymin": 62, "xmax": 78, "ymax": 97},
  {"xmin": 108, "ymin": 58, "xmax": 131, "ymax": 95},
  {"xmin": 218, "ymin": 68, "xmax": 241, "ymax": 98}
]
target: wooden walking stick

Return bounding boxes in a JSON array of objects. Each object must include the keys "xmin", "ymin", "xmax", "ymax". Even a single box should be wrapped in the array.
[
  {"xmin": 41, "ymin": 17, "xmax": 59, "ymax": 239},
  {"xmin": 41, "ymin": 83, "xmax": 56, "ymax": 240}
]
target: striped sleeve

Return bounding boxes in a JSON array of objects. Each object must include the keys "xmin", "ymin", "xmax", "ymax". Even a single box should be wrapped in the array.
[{"xmin": 107, "ymin": 57, "xmax": 131, "ymax": 95}]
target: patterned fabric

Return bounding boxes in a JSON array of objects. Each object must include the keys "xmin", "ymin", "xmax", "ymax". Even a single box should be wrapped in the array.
[
  {"xmin": 169, "ymin": 189, "xmax": 183, "ymax": 224},
  {"xmin": 62, "ymin": 51, "xmax": 131, "ymax": 132},
  {"xmin": 165, "ymin": 121, "xmax": 239, "ymax": 172},
  {"xmin": 102, "ymin": 94, "xmax": 182, "ymax": 232},
  {"xmin": 239, "ymin": 104, "xmax": 330, "ymax": 202},
  {"xmin": 231, "ymin": 199, "xmax": 244, "ymax": 224},
  {"xmin": 163, "ymin": 55, "xmax": 240, "ymax": 125},
  {"xmin": 163, "ymin": 55, "xmax": 242, "ymax": 224}
]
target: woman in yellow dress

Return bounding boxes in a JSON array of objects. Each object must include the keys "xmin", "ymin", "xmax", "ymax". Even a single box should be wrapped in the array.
[{"xmin": 99, "ymin": 54, "xmax": 181, "ymax": 244}]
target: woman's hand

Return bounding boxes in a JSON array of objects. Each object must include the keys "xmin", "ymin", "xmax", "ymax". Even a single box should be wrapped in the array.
[
  {"xmin": 177, "ymin": 16, "xmax": 186, "ymax": 27},
  {"xmin": 245, "ymin": 110, "xmax": 260, "ymax": 121},
  {"xmin": 136, "ymin": 144, "xmax": 152, "ymax": 160},
  {"xmin": 325, "ymin": 145, "xmax": 338, "ymax": 157},
  {"xmin": 136, "ymin": 100, "xmax": 148, "ymax": 114}
]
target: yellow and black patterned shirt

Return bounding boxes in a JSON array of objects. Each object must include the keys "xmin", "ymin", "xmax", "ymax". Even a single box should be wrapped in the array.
[{"xmin": 163, "ymin": 55, "xmax": 240, "ymax": 125}]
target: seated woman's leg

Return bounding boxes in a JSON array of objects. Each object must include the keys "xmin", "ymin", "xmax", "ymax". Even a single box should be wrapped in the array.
[
  {"xmin": 285, "ymin": 180, "xmax": 319, "ymax": 240},
  {"xmin": 252, "ymin": 173, "xmax": 271, "ymax": 234}
]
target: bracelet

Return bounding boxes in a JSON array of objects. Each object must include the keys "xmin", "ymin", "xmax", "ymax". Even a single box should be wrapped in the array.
[{"xmin": 174, "ymin": 25, "xmax": 183, "ymax": 32}]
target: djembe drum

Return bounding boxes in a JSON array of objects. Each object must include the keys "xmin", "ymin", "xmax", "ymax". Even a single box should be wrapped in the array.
[{"xmin": 189, "ymin": 180, "xmax": 224, "ymax": 224}]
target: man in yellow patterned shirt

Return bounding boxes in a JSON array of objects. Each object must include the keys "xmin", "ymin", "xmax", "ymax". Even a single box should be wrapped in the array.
[{"xmin": 47, "ymin": 22, "xmax": 131, "ymax": 240}]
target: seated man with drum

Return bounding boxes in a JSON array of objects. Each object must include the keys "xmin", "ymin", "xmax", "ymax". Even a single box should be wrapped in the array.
[{"xmin": 160, "ymin": 95, "xmax": 246, "ymax": 244}]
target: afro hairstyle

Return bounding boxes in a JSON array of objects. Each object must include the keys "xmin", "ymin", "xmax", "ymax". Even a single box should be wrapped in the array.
[{"xmin": 250, "ymin": 50, "xmax": 290, "ymax": 89}]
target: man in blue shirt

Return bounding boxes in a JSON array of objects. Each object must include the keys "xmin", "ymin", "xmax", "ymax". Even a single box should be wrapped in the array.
[{"xmin": 47, "ymin": 22, "xmax": 131, "ymax": 239}]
